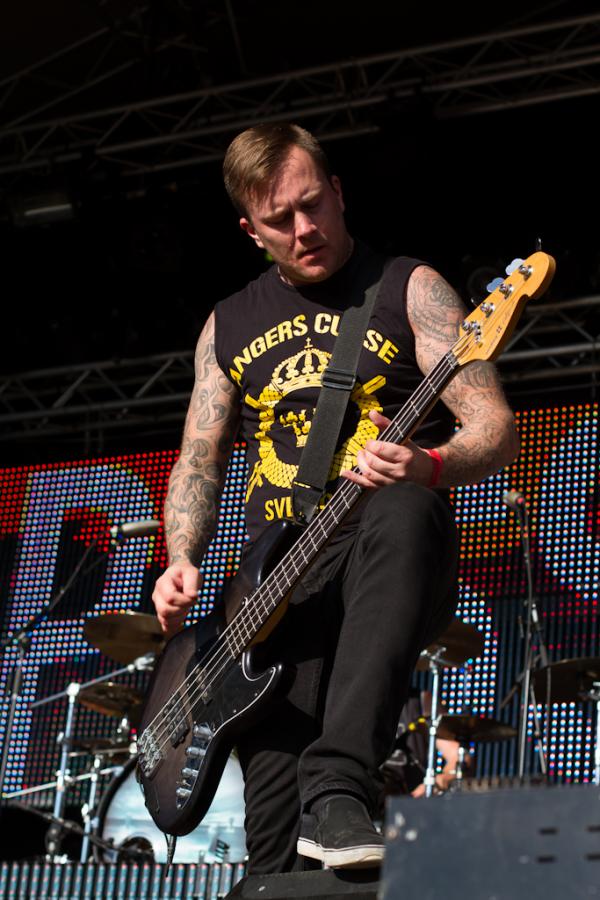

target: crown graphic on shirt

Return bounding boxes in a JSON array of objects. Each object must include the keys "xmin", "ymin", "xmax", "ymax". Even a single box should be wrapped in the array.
[
  {"xmin": 279, "ymin": 409, "xmax": 312, "ymax": 447},
  {"xmin": 272, "ymin": 337, "xmax": 329, "ymax": 393}
]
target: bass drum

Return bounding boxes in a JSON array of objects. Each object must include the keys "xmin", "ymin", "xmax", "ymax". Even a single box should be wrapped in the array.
[{"xmin": 94, "ymin": 755, "xmax": 246, "ymax": 864}]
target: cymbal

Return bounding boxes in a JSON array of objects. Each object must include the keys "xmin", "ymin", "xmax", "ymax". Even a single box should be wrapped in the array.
[
  {"xmin": 84, "ymin": 611, "xmax": 165, "ymax": 664},
  {"xmin": 415, "ymin": 619, "xmax": 485, "ymax": 671},
  {"xmin": 436, "ymin": 714, "xmax": 517, "ymax": 743},
  {"xmin": 532, "ymin": 657, "xmax": 600, "ymax": 703},
  {"xmin": 78, "ymin": 682, "xmax": 143, "ymax": 721}
]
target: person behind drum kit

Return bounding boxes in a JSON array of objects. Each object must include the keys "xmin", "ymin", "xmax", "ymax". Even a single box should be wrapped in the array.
[
  {"xmin": 381, "ymin": 690, "xmax": 469, "ymax": 802},
  {"xmin": 151, "ymin": 122, "xmax": 519, "ymax": 873}
]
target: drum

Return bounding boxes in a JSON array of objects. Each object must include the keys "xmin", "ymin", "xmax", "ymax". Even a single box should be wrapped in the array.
[{"xmin": 94, "ymin": 755, "xmax": 246, "ymax": 863}]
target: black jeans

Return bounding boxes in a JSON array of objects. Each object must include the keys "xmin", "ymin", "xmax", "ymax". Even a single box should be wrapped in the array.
[{"xmin": 236, "ymin": 482, "xmax": 459, "ymax": 874}]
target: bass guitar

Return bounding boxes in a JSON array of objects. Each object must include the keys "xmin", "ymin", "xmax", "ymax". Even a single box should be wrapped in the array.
[{"xmin": 137, "ymin": 251, "xmax": 555, "ymax": 837}]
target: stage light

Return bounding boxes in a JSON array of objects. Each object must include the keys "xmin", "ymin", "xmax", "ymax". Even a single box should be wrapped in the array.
[{"xmin": 10, "ymin": 189, "xmax": 76, "ymax": 227}]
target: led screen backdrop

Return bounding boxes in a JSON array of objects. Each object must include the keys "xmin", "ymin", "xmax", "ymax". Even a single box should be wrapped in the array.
[{"xmin": 0, "ymin": 403, "xmax": 598, "ymax": 807}]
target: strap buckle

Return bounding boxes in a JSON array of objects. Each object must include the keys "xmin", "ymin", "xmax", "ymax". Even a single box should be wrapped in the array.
[{"xmin": 321, "ymin": 366, "xmax": 356, "ymax": 392}]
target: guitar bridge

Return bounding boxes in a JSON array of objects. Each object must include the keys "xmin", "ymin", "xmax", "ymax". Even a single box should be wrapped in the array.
[
  {"xmin": 138, "ymin": 727, "xmax": 163, "ymax": 777},
  {"xmin": 175, "ymin": 721, "xmax": 214, "ymax": 809}
]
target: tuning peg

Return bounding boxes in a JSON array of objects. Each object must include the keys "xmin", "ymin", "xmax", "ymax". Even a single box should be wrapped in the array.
[
  {"xmin": 505, "ymin": 258, "xmax": 524, "ymax": 276},
  {"xmin": 486, "ymin": 276, "xmax": 504, "ymax": 293}
]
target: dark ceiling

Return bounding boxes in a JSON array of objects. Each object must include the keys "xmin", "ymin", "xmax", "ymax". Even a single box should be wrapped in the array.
[{"xmin": 1, "ymin": 0, "xmax": 599, "ymax": 457}]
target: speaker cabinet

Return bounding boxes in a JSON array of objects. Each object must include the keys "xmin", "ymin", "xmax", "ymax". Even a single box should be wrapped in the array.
[{"xmin": 381, "ymin": 785, "xmax": 600, "ymax": 899}]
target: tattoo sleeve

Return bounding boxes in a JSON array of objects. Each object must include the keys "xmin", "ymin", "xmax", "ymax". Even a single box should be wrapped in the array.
[
  {"xmin": 164, "ymin": 312, "xmax": 240, "ymax": 565},
  {"xmin": 407, "ymin": 266, "xmax": 520, "ymax": 487}
]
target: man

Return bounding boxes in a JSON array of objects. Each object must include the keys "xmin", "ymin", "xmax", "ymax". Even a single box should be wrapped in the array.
[{"xmin": 152, "ymin": 123, "xmax": 518, "ymax": 873}]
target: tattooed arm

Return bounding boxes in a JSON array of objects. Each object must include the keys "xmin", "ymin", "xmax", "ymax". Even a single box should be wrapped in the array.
[
  {"xmin": 343, "ymin": 266, "xmax": 519, "ymax": 490},
  {"xmin": 152, "ymin": 312, "xmax": 240, "ymax": 634}
]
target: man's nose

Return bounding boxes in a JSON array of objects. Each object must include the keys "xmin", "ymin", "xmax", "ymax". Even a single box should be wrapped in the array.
[{"xmin": 295, "ymin": 212, "xmax": 317, "ymax": 238}]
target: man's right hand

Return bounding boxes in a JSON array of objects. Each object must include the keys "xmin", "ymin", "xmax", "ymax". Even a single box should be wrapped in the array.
[{"xmin": 152, "ymin": 563, "xmax": 202, "ymax": 637}]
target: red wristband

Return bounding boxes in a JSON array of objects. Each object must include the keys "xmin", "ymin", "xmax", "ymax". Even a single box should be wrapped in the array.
[{"xmin": 425, "ymin": 448, "xmax": 443, "ymax": 488}]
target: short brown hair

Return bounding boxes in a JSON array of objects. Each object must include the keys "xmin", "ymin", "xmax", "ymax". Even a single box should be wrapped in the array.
[{"xmin": 223, "ymin": 122, "xmax": 331, "ymax": 218}]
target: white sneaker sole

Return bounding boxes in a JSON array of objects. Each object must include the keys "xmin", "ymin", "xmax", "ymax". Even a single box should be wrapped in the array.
[{"xmin": 297, "ymin": 836, "xmax": 384, "ymax": 869}]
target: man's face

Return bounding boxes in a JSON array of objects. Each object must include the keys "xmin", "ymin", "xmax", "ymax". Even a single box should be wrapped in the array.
[{"xmin": 239, "ymin": 146, "xmax": 352, "ymax": 285}]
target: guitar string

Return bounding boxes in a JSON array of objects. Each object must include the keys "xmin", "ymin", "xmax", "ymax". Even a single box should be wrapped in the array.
[
  {"xmin": 141, "ymin": 334, "xmax": 476, "ymax": 756},
  {"xmin": 140, "ymin": 336, "xmax": 472, "ymax": 755}
]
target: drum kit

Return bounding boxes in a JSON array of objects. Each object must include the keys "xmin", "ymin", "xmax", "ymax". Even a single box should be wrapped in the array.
[
  {"xmin": 409, "ymin": 621, "xmax": 600, "ymax": 797},
  {"xmin": 2, "ymin": 612, "xmax": 247, "ymax": 865},
  {"xmin": 4, "ymin": 606, "xmax": 600, "ymax": 862}
]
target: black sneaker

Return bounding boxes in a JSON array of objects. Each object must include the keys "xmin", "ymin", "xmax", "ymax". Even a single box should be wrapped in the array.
[{"xmin": 297, "ymin": 794, "xmax": 385, "ymax": 868}]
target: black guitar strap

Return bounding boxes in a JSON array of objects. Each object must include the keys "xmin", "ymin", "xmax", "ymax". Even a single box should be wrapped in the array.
[{"xmin": 291, "ymin": 254, "xmax": 389, "ymax": 526}]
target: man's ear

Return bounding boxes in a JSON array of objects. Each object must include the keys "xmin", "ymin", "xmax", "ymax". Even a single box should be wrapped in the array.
[
  {"xmin": 331, "ymin": 175, "xmax": 345, "ymax": 213},
  {"xmin": 240, "ymin": 217, "xmax": 265, "ymax": 249}
]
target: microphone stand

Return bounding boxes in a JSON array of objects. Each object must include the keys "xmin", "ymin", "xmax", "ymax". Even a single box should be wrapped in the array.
[
  {"xmin": 0, "ymin": 520, "xmax": 156, "ymax": 856},
  {"xmin": 0, "ymin": 539, "xmax": 101, "ymax": 809},
  {"xmin": 505, "ymin": 496, "xmax": 550, "ymax": 778}
]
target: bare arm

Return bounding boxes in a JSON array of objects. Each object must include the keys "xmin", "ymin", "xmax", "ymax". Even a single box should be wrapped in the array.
[
  {"xmin": 165, "ymin": 312, "xmax": 240, "ymax": 565},
  {"xmin": 407, "ymin": 265, "xmax": 519, "ymax": 486},
  {"xmin": 343, "ymin": 265, "xmax": 519, "ymax": 490},
  {"xmin": 153, "ymin": 312, "xmax": 240, "ymax": 633}
]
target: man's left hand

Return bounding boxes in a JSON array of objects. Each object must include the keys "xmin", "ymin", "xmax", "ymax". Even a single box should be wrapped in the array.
[{"xmin": 341, "ymin": 410, "xmax": 435, "ymax": 489}]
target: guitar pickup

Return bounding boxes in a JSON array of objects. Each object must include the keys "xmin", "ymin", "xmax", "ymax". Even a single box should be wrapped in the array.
[{"xmin": 164, "ymin": 695, "xmax": 190, "ymax": 747}]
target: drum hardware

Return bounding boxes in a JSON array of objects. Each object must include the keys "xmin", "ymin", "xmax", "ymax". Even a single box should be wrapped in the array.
[
  {"xmin": 68, "ymin": 735, "xmax": 134, "ymax": 761},
  {"xmin": 83, "ymin": 612, "xmax": 166, "ymax": 665},
  {"xmin": 415, "ymin": 619, "xmax": 485, "ymax": 673},
  {"xmin": 435, "ymin": 714, "xmax": 518, "ymax": 744},
  {"xmin": 419, "ymin": 618, "xmax": 485, "ymax": 799},
  {"xmin": 435, "ymin": 714, "xmax": 518, "ymax": 789},
  {"xmin": 2, "ymin": 760, "xmax": 126, "ymax": 801},
  {"xmin": 92, "ymin": 754, "xmax": 247, "ymax": 864},
  {"xmin": 501, "ymin": 489, "xmax": 549, "ymax": 778},
  {"xmin": 421, "ymin": 647, "xmax": 453, "ymax": 799},
  {"xmin": 532, "ymin": 657, "xmax": 600, "ymax": 785},
  {"xmin": 6, "ymin": 798, "xmax": 157, "ymax": 861},
  {"xmin": 78, "ymin": 682, "xmax": 144, "ymax": 726},
  {"xmin": 0, "ymin": 537, "xmax": 104, "ymax": 818},
  {"xmin": 27, "ymin": 652, "xmax": 154, "ymax": 859},
  {"xmin": 80, "ymin": 751, "xmax": 115, "ymax": 863}
]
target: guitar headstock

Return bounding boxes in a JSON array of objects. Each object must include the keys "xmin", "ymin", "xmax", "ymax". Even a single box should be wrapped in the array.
[{"xmin": 453, "ymin": 251, "xmax": 556, "ymax": 367}]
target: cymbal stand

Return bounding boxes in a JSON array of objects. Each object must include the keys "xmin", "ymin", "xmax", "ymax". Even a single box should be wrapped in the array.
[
  {"xmin": 423, "ymin": 647, "xmax": 452, "ymax": 799},
  {"xmin": 45, "ymin": 682, "xmax": 80, "ymax": 860},
  {"xmin": 30, "ymin": 652, "xmax": 156, "ymax": 712},
  {"xmin": 79, "ymin": 752, "xmax": 106, "ymax": 863},
  {"xmin": 512, "ymin": 497, "xmax": 549, "ymax": 778}
]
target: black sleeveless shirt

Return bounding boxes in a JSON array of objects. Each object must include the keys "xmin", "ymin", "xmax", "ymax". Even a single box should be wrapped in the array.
[{"xmin": 214, "ymin": 242, "xmax": 454, "ymax": 542}]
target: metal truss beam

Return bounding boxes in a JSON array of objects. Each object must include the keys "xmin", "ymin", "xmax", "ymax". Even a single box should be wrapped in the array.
[
  {"xmin": 1, "ymin": 294, "xmax": 598, "ymax": 449},
  {"xmin": 1, "ymin": 12, "xmax": 600, "ymax": 181}
]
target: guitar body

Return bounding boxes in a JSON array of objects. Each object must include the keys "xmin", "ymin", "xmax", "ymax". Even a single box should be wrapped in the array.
[{"xmin": 137, "ymin": 519, "xmax": 302, "ymax": 836}]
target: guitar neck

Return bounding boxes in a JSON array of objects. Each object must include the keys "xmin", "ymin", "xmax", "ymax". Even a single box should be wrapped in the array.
[{"xmin": 223, "ymin": 350, "xmax": 460, "ymax": 656}]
